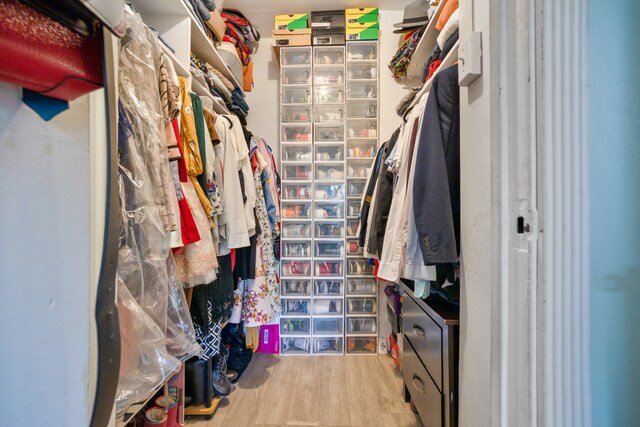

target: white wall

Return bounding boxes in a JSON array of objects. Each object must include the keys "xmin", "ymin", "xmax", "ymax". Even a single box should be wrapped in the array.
[
  {"xmin": 458, "ymin": 0, "xmax": 500, "ymax": 425},
  {"xmin": 244, "ymin": 38, "xmax": 280, "ymax": 159},
  {"xmin": 0, "ymin": 84, "xmax": 92, "ymax": 427}
]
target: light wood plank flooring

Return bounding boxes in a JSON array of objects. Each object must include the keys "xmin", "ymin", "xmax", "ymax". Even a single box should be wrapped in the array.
[{"xmin": 187, "ymin": 353, "xmax": 423, "ymax": 427}]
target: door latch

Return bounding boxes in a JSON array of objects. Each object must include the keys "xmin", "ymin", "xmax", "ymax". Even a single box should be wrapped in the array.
[{"xmin": 517, "ymin": 216, "xmax": 530, "ymax": 234}]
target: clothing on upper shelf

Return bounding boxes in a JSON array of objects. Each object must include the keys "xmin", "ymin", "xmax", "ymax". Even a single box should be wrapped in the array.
[
  {"xmin": 191, "ymin": 52, "xmax": 250, "ymax": 121},
  {"xmin": 436, "ymin": 9, "xmax": 459, "ymax": 50},
  {"xmin": 419, "ymin": 0, "xmax": 460, "ymax": 83},
  {"xmin": 357, "ymin": 65, "xmax": 460, "ymax": 285},
  {"xmin": 440, "ymin": 29, "xmax": 459, "ymax": 60},
  {"xmin": 388, "ymin": 26, "xmax": 425, "ymax": 79},
  {"xmin": 436, "ymin": 0, "xmax": 459, "ymax": 32},
  {"xmin": 426, "ymin": 59, "xmax": 443, "ymax": 81}
]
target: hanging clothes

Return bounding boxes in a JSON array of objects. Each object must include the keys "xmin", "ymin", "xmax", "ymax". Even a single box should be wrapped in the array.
[
  {"xmin": 377, "ymin": 96, "xmax": 429, "ymax": 282},
  {"xmin": 255, "ymin": 136, "xmax": 280, "ymax": 234},
  {"xmin": 413, "ymin": 65, "xmax": 461, "ymax": 265},
  {"xmin": 115, "ymin": 10, "xmax": 199, "ymax": 415},
  {"xmin": 174, "ymin": 79, "xmax": 219, "ymax": 287},
  {"xmin": 214, "ymin": 115, "xmax": 251, "ymax": 254},
  {"xmin": 159, "ymin": 54, "xmax": 184, "ymax": 248},
  {"xmin": 241, "ymin": 147, "xmax": 281, "ymax": 327},
  {"xmin": 228, "ymin": 115, "xmax": 257, "ymax": 237},
  {"xmin": 178, "ymin": 77, "xmax": 215, "ymax": 224},
  {"xmin": 362, "ymin": 128, "xmax": 401, "ymax": 259},
  {"xmin": 358, "ymin": 136, "xmax": 388, "ymax": 249},
  {"xmin": 172, "ymin": 119, "xmax": 201, "ymax": 247}
]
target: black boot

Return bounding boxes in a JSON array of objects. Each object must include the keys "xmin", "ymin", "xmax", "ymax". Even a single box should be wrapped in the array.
[{"xmin": 212, "ymin": 345, "xmax": 233, "ymax": 396}]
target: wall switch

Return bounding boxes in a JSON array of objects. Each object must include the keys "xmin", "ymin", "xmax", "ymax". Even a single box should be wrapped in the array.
[{"xmin": 458, "ymin": 31, "xmax": 482, "ymax": 86}]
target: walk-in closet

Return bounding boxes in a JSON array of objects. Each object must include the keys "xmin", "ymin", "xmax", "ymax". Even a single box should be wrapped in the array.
[{"xmin": 1, "ymin": 0, "xmax": 624, "ymax": 426}]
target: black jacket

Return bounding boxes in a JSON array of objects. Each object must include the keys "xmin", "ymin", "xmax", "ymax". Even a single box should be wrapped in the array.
[
  {"xmin": 357, "ymin": 141, "xmax": 387, "ymax": 247},
  {"xmin": 413, "ymin": 65, "xmax": 460, "ymax": 264},
  {"xmin": 366, "ymin": 128, "xmax": 401, "ymax": 258}
]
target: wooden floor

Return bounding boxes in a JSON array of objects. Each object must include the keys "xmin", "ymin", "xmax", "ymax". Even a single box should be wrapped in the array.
[{"xmin": 187, "ymin": 353, "xmax": 423, "ymax": 427}]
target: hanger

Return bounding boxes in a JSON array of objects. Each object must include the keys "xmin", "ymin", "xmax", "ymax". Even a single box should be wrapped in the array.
[
  {"xmin": 402, "ymin": 105, "xmax": 415, "ymax": 123},
  {"xmin": 221, "ymin": 115, "xmax": 233, "ymax": 128}
]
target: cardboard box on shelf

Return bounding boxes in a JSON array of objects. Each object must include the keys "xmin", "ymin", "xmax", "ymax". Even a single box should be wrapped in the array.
[
  {"xmin": 345, "ymin": 7, "xmax": 379, "ymax": 24},
  {"xmin": 275, "ymin": 13, "xmax": 309, "ymax": 30},
  {"xmin": 205, "ymin": 10, "xmax": 226, "ymax": 41},
  {"xmin": 272, "ymin": 28, "xmax": 312, "ymax": 46},
  {"xmin": 346, "ymin": 22, "xmax": 380, "ymax": 41}
]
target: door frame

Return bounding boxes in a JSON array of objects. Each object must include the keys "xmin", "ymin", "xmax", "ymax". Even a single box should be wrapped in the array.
[
  {"xmin": 459, "ymin": 0, "xmax": 590, "ymax": 425},
  {"xmin": 535, "ymin": 0, "xmax": 591, "ymax": 425},
  {"xmin": 497, "ymin": 0, "xmax": 591, "ymax": 425}
]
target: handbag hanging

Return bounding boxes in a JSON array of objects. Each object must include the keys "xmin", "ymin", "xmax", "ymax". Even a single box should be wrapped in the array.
[{"xmin": 0, "ymin": 0, "xmax": 103, "ymax": 101}]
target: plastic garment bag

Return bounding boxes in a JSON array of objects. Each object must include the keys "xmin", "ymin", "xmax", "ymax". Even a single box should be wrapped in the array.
[
  {"xmin": 115, "ymin": 279, "xmax": 180, "ymax": 416},
  {"xmin": 166, "ymin": 253, "xmax": 202, "ymax": 361},
  {"xmin": 115, "ymin": 10, "xmax": 200, "ymax": 415}
]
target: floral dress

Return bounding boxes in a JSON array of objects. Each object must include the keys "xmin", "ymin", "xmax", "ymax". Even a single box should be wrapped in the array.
[{"xmin": 241, "ymin": 157, "xmax": 282, "ymax": 326}]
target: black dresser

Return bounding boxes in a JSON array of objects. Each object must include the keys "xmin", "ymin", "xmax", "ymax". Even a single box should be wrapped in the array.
[{"xmin": 401, "ymin": 283, "xmax": 459, "ymax": 427}]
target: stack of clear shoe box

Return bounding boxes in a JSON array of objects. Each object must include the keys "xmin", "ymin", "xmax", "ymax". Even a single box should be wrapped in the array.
[
  {"xmin": 345, "ymin": 41, "xmax": 379, "ymax": 354},
  {"xmin": 311, "ymin": 45, "xmax": 346, "ymax": 355},
  {"xmin": 279, "ymin": 42, "xmax": 379, "ymax": 355},
  {"xmin": 280, "ymin": 47, "xmax": 314, "ymax": 355}
]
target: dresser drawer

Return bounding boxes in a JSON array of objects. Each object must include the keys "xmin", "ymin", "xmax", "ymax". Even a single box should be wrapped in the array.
[
  {"xmin": 403, "ymin": 293, "xmax": 443, "ymax": 391},
  {"xmin": 402, "ymin": 339, "xmax": 443, "ymax": 427}
]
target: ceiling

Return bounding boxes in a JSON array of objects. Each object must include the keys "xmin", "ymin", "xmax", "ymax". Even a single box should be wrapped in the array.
[{"xmin": 223, "ymin": 0, "xmax": 414, "ymax": 35}]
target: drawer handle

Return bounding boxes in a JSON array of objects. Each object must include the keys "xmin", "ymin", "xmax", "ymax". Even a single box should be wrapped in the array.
[
  {"xmin": 412, "ymin": 324, "xmax": 426, "ymax": 339},
  {"xmin": 412, "ymin": 374, "xmax": 425, "ymax": 393}
]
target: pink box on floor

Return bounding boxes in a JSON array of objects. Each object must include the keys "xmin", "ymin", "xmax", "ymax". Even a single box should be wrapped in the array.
[{"xmin": 257, "ymin": 324, "xmax": 280, "ymax": 353}]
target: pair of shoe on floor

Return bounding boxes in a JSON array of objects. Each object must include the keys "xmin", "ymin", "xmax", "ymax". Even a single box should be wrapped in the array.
[
  {"xmin": 212, "ymin": 344, "xmax": 236, "ymax": 396},
  {"xmin": 184, "ymin": 345, "xmax": 238, "ymax": 408}
]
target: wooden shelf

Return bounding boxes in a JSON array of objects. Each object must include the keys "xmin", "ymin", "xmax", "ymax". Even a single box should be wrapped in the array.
[
  {"xmin": 404, "ymin": 0, "xmax": 451, "ymax": 83},
  {"xmin": 190, "ymin": 23, "xmax": 240, "ymax": 90},
  {"xmin": 129, "ymin": 0, "xmax": 244, "ymax": 94},
  {"xmin": 185, "ymin": 2, "xmax": 244, "ymax": 93},
  {"xmin": 184, "ymin": 397, "xmax": 222, "ymax": 419}
]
